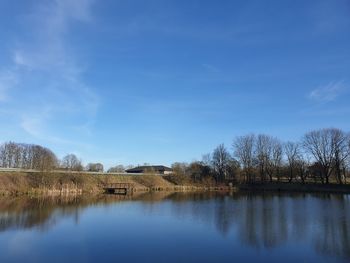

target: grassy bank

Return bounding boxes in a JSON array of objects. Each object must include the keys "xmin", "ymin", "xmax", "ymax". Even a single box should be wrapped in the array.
[
  {"xmin": 0, "ymin": 171, "xmax": 205, "ymax": 196},
  {"xmin": 3, "ymin": 171, "xmax": 349, "ymax": 196}
]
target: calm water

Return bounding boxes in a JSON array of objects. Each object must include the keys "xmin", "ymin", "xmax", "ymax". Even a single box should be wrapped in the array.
[{"xmin": 0, "ymin": 192, "xmax": 349, "ymax": 263}]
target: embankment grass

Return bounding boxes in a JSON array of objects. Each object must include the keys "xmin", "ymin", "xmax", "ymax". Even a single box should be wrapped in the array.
[{"xmin": 0, "ymin": 171, "xmax": 198, "ymax": 196}]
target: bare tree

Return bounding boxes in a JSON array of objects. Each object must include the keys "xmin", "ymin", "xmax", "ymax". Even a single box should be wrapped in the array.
[
  {"xmin": 255, "ymin": 134, "xmax": 270, "ymax": 182},
  {"xmin": 233, "ymin": 134, "xmax": 255, "ymax": 183},
  {"xmin": 86, "ymin": 163, "xmax": 104, "ymax": 172},
  {"xmin": 255, "ymin": 135, "xmax": 282, "ymax": 182},
  {"xmin": 226, "ymin": 158, "xmax": 241, "ymax": 181},
  {"xmin": 107, "ymin": 165, "xmax": 125, "ymax": 173},
  {"xmin": 303, "ymin": 128, "xmax": 344, "ymax": 184},
  {"xmin": 170, "ymin": 162, "xmax": 189, "ymax": 184},
  {"xmin": 0, "ymin": 142, "xmax": 57, "ymax": 171},
  {"xmin": 284, "ymin": 142, "xmax": 302, "ymax": 182},
  {"xmin": 347, "ymin": 136, "xmax": 350, "ymax": 183},
  {"xmin": 267, "ymin": 138, "xmax": 283, "ymax": 182},
  {"xmin": 0, "ymin": 142, "xmax": 17, "ymax": 168},
  {"xmin": 332, "ymin": 129, "xmax": 350, "ymax": 184},
  {"xmin": 212, "ymin": 144, "xmax": 231, "ymax": 182},
  {"xmin": 61, "ymin": 154, "xmax": 83, "ymax": 171},
  {"xmin": 35, "ymin": 146, "xmax": 58, "ymax": 172},
  {"xmin": 295, "ymin": 158, "xmax": 309, "ymax": 184}
]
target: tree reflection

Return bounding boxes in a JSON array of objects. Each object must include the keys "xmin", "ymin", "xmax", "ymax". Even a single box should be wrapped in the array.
[
  {"xmin": 0, "ymin": 192, "xmax": 349, "ymax": 260},
  {"xmin": 0, "ymin": 193, "xmax": 153, "ymax": 232},
  {"xmin": 165, "ymin": 192, "xmax": 350, "ymax": 260}
]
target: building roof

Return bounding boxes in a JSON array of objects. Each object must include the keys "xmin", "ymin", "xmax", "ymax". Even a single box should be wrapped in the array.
[{"xmin": 125, "ymin": 165, "xmax": 172, "ymax": 173}]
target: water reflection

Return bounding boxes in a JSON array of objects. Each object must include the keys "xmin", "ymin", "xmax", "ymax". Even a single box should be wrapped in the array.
[
  {"xmin": 0, "ymin": 192, "xmax": 173, "ymax": 232},
  {"xmin": 0, "ymin": 192, "xmax": 349, "ymax": 261}
]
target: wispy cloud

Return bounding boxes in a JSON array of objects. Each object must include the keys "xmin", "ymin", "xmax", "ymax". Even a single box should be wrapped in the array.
[
  {"xmin": 0, "ymin": 0, "xmax": 98, "ymax": 144},
  {"xmin": 20, "ymin": 112, "xmax": 93, "ymax": 150},
  {"xmin": 13, "ymin": 0, "xmax": 94, "ymax": 72},
  {"xmin": 20, "ymin": 111, "xmax": 47, "ymax": 137},
  {"xmin": 0, "ymin": 70, "xmax": 18, "ymax": 102},
  {"xmin": 308, "ymin": 81, "xmax": 347, "ymax": 102}
]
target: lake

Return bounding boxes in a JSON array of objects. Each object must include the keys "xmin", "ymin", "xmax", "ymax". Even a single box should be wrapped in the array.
[{"xmin": 0, "ymin": 192, "xmax": 349, "ymax": 263}]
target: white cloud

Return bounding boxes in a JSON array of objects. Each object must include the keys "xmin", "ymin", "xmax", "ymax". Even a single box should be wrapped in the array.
[
  {"xmin": 13, "ymin": 0, "xmax": 94, "ymax": 72},
  {"xmin": 20, "ymin": 117, "xmax": 43, "ymax": 137},
  {"xmin": 20, "ymin": 113, "xmax": 93, "ymax": 150},
  {"xmin": 13, "ymin": 51, "xmax": 30, "ymax": 67},
  {"xmin": 0, "ymin": 0, "xmax": 99, "ymax": 144},
  {"xmin": 308, "ymin": 81, "xmax": 346, "ymax": 102}
]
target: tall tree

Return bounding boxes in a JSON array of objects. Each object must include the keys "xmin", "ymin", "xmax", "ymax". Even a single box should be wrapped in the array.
[
  {"xmin": 331, "ymin": 129, "xmax": 350, "ymax": 184},
  {"xmin": 255, "ymin": 135, "xmax": 282, "ymax": 182},
  {"xmin": 233, "ymin": 134, "xmax": 255, "ymax": 183},
  {"xmin": 267, "ymin": 138, "xmax": 283, "ymax": 182},
  {"xmin": 303, "ymin": 128, "xmax": 344, "ymax": 184},
  {"xmin": 212, "ymin": 144, "xmax": 231, "ymax": 182},
  {"xmin": 255, "ymin": 134, "xmax": 270, "ymax": 182},
  {"xmin": 284, "ymin": 142, "xmax": 302, "ymax": 182}
]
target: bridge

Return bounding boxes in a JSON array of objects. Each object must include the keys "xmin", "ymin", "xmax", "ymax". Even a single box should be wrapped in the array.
[{"xmin": 103, "ymin": 183, "xmax": 134, "ymax": 195}]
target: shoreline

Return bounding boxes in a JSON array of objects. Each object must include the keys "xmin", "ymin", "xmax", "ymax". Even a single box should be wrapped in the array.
[
  {"xmin": 0, "ymin": 171, "xmax": 233, "ymax": 196},
  {"xmin": 239, "ymin": 182, "xmax": 350, "ymax": 194},
  {"xmin": 1, "ymin": 171, "xmax": 350, "ymax": 196}
]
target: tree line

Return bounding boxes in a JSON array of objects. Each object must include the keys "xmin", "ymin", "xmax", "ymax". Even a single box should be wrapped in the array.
[
  {"xmin": 0, "ymin": 142, "xmax": 104, "ymax": 172},
  {"xmin": 171, "ymin": 128, "xmax": 350, "ymax": 185},
  {"xmin": 1, "ymin": 127, "xmax": 349, "ymax": 185}
]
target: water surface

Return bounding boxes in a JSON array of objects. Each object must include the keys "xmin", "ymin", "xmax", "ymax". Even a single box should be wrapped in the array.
[{"xmin": 0, "ymin": 192, "xmax": 349, "ymax": 263}]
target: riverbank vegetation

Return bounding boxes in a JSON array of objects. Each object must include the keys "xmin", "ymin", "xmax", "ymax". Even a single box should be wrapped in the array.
[
  {"xmin": 169, "ymin": 127, "xmax": 350, "ymax": 186},
  {"xmin": 0, "ymin": 171, "xmax": 201, "ymax": 196},
  {"xmin": 1, "ymin": 128, "xmax": 349, "ymax": 195}
]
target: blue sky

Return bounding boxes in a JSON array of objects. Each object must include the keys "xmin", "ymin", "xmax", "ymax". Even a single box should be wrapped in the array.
[{"xmin": 0, "ymin": 0, "xmax": 349, "ymax": 168}]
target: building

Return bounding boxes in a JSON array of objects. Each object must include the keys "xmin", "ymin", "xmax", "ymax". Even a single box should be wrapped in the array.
[{"xmin": 125, "ymin": 165, "xmax": 173, "ymax": 175}]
